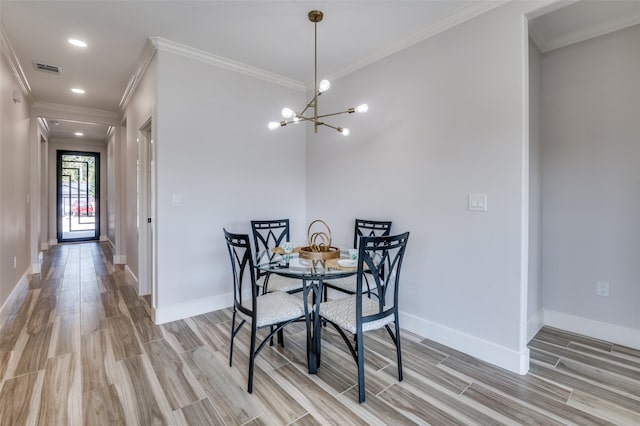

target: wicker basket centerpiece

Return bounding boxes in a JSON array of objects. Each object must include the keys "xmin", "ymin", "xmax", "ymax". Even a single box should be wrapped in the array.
[{"xmin": 298, "ymin": 219, "xmax": 340, "ymax": 260}]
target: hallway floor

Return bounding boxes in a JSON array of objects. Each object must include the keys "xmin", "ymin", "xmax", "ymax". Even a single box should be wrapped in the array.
[{"xmin": 0, "ymin": 242, "xmax": 638, "ymax": 425}]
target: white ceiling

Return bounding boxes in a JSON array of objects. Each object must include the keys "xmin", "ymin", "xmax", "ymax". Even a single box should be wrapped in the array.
[{"xmin": 2, "ymin": 1, "xmax": 639, "ymax": 142}]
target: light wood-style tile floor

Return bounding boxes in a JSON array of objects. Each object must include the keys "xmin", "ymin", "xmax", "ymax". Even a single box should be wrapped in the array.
[{"xmin": 0, "ymin": 241, "xmax": 639, "ymax": 425}]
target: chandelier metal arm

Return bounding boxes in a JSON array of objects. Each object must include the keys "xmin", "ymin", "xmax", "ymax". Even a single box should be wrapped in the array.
[{"xmin": 267, "ymin": 10, "xmax": 366, "ymax": 136}]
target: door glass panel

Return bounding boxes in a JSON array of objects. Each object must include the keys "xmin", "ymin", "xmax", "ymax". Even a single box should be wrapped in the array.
[{"xmin": 58, "ymin": 151, "xmax": 99, "ymax": 242}]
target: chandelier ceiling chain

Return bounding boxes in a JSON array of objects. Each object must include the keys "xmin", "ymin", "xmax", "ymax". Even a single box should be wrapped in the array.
[{"xmin": 268, "ymin": 10, "xmax": 368, "ymax": 136}]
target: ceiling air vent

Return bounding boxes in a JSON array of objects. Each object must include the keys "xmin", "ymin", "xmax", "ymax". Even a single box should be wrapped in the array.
[{"xmin": 33, "ymin": 61, "xmax": 62, "ymax": 75}]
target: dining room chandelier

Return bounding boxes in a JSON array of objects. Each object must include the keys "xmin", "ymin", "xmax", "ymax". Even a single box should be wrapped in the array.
[{"xmin": 268, "ymin": 10, "xmax": 368, "ymax": 136}]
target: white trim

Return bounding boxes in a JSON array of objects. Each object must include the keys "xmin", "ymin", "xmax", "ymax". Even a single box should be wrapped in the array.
[
  {"xmin": 539, "ymin": 15, "xmax": 640, "ymax": 53},
  {"xmin": 119, "ymin": 39, "xmax": 157, "ymax": 111},
  {"xmin": 153, "ymin": 293, "xmax": 233, "ymax": 325},
  {"xmin": 0, "ymin": 272, "xmax": 30, "ymax": 321},
  {"xmin": 31, "ymin": 102, "xmax": 118, "ymax": 122},
  {"xmin": 400, "ymin": 311, "xmax": 530, "ymax": 375},
  {"xmin": 49, "ymin": 239, "xmax": 58, "ymax": 246},
  {"xmin": 113, "ymin": 254, "xmax": 126, "ymax": 265},
  {"xmin": 99, "ymin": 235, "xmax": 108, "ymax": 242},
  {"xmin": 519, "ymin": 14, "xmax": 531, "ymax": 355},
  {"xmin": 125, "ymin": 265, "xmax": 137, "ymax": 285},
  {"xmin": 0, "ymin": 25, "xmax": 33, "ymax": 104},
  {"xmin": 40, "ymin": 242, "xmax": 49, "ymax": 251},
  {"xmin": 150, "ymin": 37, "xmax": 305, "ymax": 92},
  {"xmin": 528, "ymin": 309, "xmax": 545, "ymax": 342},
  {"xmin": 323, "ymin": 1, "xmax": 510, "ymax": 86},
  {"xmin": 30, "ymin": 262, "xmax": 41, "ymax": 274},
  {"xmin": 544, "ymin": 310, "xmax": 640, "ymax": 350}
]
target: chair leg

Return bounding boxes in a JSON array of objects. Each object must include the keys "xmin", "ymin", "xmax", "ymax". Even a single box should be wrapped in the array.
[
  {"xmin": 395, "ymin": 316, "xmax": 403, "ymax": 381},
  {"xmin": 229, "ymin": 311, "xmax": 236, "ymax": 367},
  {"xmin": 248, "ymin": 323, "xmax": 257, "ymax": 393},
  {"xmin": 356, "ymin": 329, "xmax": 366, "ymax": 403},
  {"xmin": 277, "ymin": 328, "xmax": 284, "ymax": 347}
]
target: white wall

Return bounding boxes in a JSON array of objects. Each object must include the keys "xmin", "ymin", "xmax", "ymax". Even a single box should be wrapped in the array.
[
  {"xmin": 528, "ymin": 39, "xmax": 543, "ymax": 339},
  {"xmin": 153, "ymin": 49, "xmax": 307, "ymax": 323},
  {"xmin": 0, "ymin": 52, "xmax": 31, "ymax": 312},
  {"xmin": 121, "ymin": 54, "xmax": 159, "ymax": 283},
  {"xmin": 541, "ymin": 24, "xmax": 640, "ymax": 345},
  {"xmin": 307, "ymin": 2, "xmax": 544, "ymax": 373}
]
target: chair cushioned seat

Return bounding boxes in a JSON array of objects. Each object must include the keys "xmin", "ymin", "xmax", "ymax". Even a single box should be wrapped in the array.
[
  {"xmin": 257, "ymin": 274, "xmax": 303, "ymax": 292},
  {"xmin": 319, "ymin": 295, "xmax": 394, "ymax": 335},
  {"xmin": 248, "ymin": 291, "xmax": 305, "ymax": 328},
  {"xmin": 325, "ymin": 276, "xmax": 357, "ymax": 293}
]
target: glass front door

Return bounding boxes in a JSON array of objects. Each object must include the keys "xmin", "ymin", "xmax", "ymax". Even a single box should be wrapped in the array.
[{"xmin": 57, "ymin": 151, "xmax": 99, "ymax": 242}]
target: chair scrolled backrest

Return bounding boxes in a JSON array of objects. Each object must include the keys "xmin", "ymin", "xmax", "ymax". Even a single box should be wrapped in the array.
[
  {"xmin": 251, "ymin": 219, "xmax": 290, "ymax": 280},
  {"xmin": 354, "ymin": 219, "xmax": 392, "ymax": 248},
  {"xmin": 356, "ymin": 232, "xmax": 410, "ymax": 322},
  {"xmin": 223, "ymin": 229, "xmax": 259, "ymax": 318}
]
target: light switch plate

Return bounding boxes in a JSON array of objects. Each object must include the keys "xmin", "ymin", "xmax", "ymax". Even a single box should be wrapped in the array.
[{"xmin": 468, "ymin": 194, "xmax": 487, "ymax": 211}]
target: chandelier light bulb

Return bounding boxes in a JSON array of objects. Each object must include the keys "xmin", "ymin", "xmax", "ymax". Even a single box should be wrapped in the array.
[
  {"xmin": 281, "ymin": 107, "xmax": 295, "ymax": 119},
  {"xmin": 318, "ymin": 79, "xmax": 331, "ymax": 93},
  {"xmin": 267, "ymin": 11, "xmax": 367, "ymax": 136}
]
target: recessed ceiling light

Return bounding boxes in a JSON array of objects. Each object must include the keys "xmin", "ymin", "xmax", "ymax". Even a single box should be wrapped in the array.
[
  {"xmin": 68, "ymin": 39, "xmax": 87, "ymax": 47},
  {"xmin": 71, "ymin": 88, "xmax": 85, "ymax": 94},
  {"xmin": 75, "ymin": 132, "xmax": 84, "ymax": 136}
]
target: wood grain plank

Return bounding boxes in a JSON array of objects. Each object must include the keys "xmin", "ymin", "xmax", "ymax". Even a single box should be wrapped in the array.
[
  {"xmin": 181, "ymin": 345, "xmax": 262, "ymax": 425},
  {"xmin": 128, "ymin": 305, "xmax": 163, "ymax": 344},
  {"xmin": 179, "ymin": 398, "xmax": 225, "ymax": 425},
  {"xmin": 270, "ymin": 363, "xmax": 368, "ymax": 426},
  {"xmin": 161, "ymin": 319, "xmax": 204, "ymax": 352},
  {"xmin": 106, "ymin": 315, "xmax": 143, "ymax": 361},
  {"xmin": 50, "ymin": 313, "xmax": 80, "ymax": 357},
  {"xmin": 461, "ymin": 383, "xmax": 565, "ymax": 426},
  {"xmin": 100, "ymin": 290, "xmax": 123, "ymax": 318},
  {"xmin": 15, "ymin": 322, "xmax": 53, "ymax": 376},
  {"xmin": 37, "ymin": 353, "xmax": 81, "ymax": 425},
  {"xmin": 143, "ymin": 339, "xmax": 203, "ymax": 409},
  {"xmin": 81, "ymin": 329, "xmax": 114, "ymax": 392},
  {"xmin": 83, "ymin": 385, "xmax": 127, "ymax": 425},
  {"xmin": 0, "ymin": 372, "xmax": 41, "ymax": 426},
  {"xmin": 115, "ymin": 355, "xmax": 170, "ymax": 426}
]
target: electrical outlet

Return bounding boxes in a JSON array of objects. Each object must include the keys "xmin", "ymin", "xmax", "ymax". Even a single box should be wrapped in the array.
[{"xmin": 597, "ymin": 281, "xmax": 610, "ymax": 297}]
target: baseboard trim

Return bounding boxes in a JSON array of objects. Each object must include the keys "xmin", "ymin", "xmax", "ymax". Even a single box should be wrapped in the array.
[
  {"xmin": 400, "ymin": 311, "xmax": 530, "ymax": 374},
  {"xmin": 113, "ymin": 254, "xmax": 126, "ymax": 265},
  {"xmin": 99, "ymin": 235, "xmax": 108, "ymax": 242},
  {"xmin": 154, "ymin": 293, "xmax": 233, "ymax": 324},
  {"xmin": 40, "ymin": 242, "xmax": 49, "ymax": 251},
  {"xmin": 49, "ymin": 239, "xmax": 58, "ymax": 246},
  {"xmin": 527, "ymin": 309, "xmax": 545, "ymax": 342},
  {"xmin": 0, "ymin": 271, "xmax": 30, "ymax": 321},
  {"xmin": 544, "ymin": 310, "xmax": 640, "ymax": 350}
]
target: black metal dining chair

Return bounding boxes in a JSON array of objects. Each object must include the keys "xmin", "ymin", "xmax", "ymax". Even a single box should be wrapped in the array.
[
  {"xmin": 251, "ymin": 219, "xmax": 303, "ymax": 294},
  {"xmin": 318, "ymin": 232, "xmax": 409, "ymax": 403},
  {"xmin": 324, "ymin": 219, "xmax": 392, "ymax": 297},
  {"xmin": 223, "ymin": 229, "xmax": 305, "ymax": 393}
]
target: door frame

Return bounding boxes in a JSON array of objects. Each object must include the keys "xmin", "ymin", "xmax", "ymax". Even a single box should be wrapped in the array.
[
  {"xmin": 56, "ymin": 150, "xmax": 100, "ymax": 242},
  {"xmin": 137, "ymin": 119, "xmax": 156, "ymax": 307}
]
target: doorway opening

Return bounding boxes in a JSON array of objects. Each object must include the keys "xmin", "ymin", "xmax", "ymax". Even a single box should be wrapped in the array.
[{"xmin": 57, "ymin": 150, "xmax": 100, "ymax": 242}]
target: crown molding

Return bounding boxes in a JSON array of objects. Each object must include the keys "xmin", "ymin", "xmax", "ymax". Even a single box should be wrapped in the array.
[
  {"xmin": 539, "ymin": 14, "xmax": 640, "ymax": 53},
  {"xmin": 32, "ymin": 101, "xmax": 119, "ymax": 123},
  {"xmin": 150, "ymin": 37, "xmax": 305, "ymax": 92},
  {"xmin": 1, "ymin": 24, "xmax": 33, "ymax": 104},
  {"xmin": 322, "ymin": 0, "xmax": 511, "ymax": 87},
  {"xmin": 119, "ymin": 38, "xmax": 157, "ymax": 111}
]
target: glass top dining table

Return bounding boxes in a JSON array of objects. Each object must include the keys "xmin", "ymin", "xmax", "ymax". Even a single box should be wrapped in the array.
[{"xmin": 254, "ymin": 248, "xmax": 357, "ymax": 374}]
